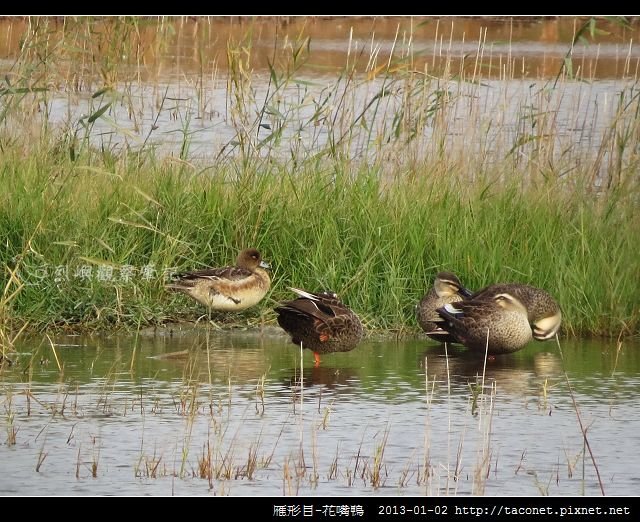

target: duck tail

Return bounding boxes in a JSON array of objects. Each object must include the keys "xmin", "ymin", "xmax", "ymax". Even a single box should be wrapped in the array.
[{"xmin": 288, "ymin": 287, "xmax": 319, "ymax": 300}]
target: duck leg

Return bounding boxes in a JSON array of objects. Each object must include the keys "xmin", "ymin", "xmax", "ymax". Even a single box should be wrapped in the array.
[{"xmin": 313, "ymin": 352, "xmax": 322, "ymax": 367}]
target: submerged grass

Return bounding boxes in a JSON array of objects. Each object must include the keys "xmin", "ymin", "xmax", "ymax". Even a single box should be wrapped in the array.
[
  {"xmin": 0, "ymin": 16, "xmax": 639, "ymax": 339},
  {"xmin": 0, "ymin": 331, "xmax": 615, "ymax": 495}
]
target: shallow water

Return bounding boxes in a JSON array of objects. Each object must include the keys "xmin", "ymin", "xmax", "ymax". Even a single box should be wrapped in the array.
[
  {"xmin": 1, "ymin": 329, "xmax": 638, "ymax": 496},
  {"xmin": 1, "ymin": 17, "xmax": 639, "ymax": 167}
]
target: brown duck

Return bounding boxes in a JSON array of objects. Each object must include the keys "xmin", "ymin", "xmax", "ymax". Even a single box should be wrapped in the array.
[
  {"xmin": 416, "ymin": 271, "xmax": 472, "ymax": 342},
  {"xmin": 468, "ymin": 283, "xmax": 562, "ymax": 341},
  {"xmin": 432, "ymin": 291, "xmax": 533, "ymax": 355},
  {"xmin": 166, "ymin": 248, "xmax": 271, "ymax": 312},
  {"xmin": 274, "ymin": 288, "xmax": 364, "ymax": 366}
]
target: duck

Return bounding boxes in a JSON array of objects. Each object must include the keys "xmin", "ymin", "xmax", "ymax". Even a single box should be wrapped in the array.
[
  {"xmin": 432, "ymin": 291, "xmax": 533, "ymax": 355},
  {"xmin": 469, "ymin": 283, "xmax": 561, "ymax": 341},
  {"xmin": 166, "ymin": 248, "xmax": 271, "ymax": 312},
  {"xmin": 274, "ymin": 287, "xmax": 364, "ymax": 366},
  {"xmin": 416, "ymin": 271, "xmax": 472, "ymax": 342}
]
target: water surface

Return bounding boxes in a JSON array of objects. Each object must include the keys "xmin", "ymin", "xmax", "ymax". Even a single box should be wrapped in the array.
[
  {"xmin": 1, "ymin": 329, "xmax": 637, "ymax": 496},
  {"xmin": 1, "ymin": 17, "xmax": 639, "ymax": 166}
]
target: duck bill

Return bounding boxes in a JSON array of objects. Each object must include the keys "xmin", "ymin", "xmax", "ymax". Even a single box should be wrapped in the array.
[{"xmin": 259, "ymin": 260, "xmax": 271, "ymax": 269}]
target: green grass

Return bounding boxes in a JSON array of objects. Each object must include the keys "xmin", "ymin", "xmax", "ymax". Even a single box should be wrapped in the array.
[
  {"xmin": 0, "ymin": 146, "xmax": 638, "ymax": 338},
  {"xmin": 1, "ymin": 16, "xmax": 639, "ymax": 339}
]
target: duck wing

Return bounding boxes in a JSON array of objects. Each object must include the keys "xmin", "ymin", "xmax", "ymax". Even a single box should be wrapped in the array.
[{"xmin": 175, "ymin": 266, "xmax": 254, "ymax": 282}]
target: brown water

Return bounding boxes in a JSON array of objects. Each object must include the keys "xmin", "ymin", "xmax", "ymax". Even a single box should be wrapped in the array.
[
  {"xmin": 2, "ymin": 17, "xmax": 638, "ymax": 79},
  {"xmin": 1, "ymin": 329, "xmax": 638, "ymax": 496}
]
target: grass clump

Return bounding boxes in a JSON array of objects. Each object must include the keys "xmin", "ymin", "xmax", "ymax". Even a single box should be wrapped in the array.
[
  {"xmin": 0, "ymin": 146, "xmax": 638, "ymax": 338},
  {"xmin": 0, "ymin": 16, "xmax": 638, "ymax": 339}
]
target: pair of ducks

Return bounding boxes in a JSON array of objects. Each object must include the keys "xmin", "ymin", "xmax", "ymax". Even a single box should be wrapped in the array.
[
  {"xmin": 416, "ymin": 272, "xmax": 562, "ymax": 354},
  {"xmin": 167, "ymin": 249, "xmax": 561, "ymax": 364},
  {"xmin": 166, "ymin": 248, "xmax": 362, "ymax": 366}
]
